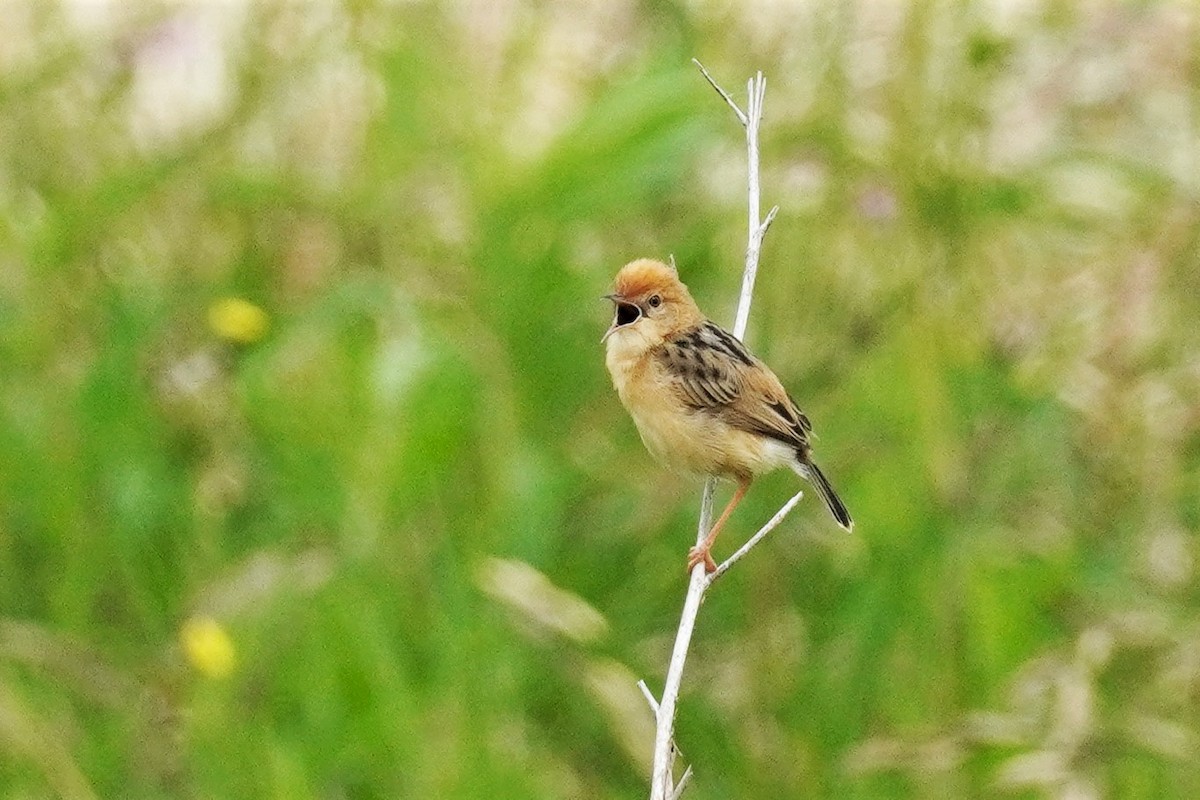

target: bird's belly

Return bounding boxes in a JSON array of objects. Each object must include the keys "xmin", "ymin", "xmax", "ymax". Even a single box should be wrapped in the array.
[
  {"xmin": 629, "ymin": 405, "xmax": 720, "ymax": 475},
  {"xmin": 628, "ymin": 403, "xmax": 793, "ymax": 480}
]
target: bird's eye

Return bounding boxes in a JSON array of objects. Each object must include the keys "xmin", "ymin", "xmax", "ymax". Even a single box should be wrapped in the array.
[{"xmin": 648, "ymin": 294, "xmax": 662, "ymax": 308}]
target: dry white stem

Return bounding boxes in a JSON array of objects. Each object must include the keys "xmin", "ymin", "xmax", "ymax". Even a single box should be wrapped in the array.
[
  {"xmin": 639, "ymin": 678, "xmax": 688, "ymax": 783},
  {"xmin": 649, "ymin": 481, "xmax": 711, "ymax": 800},
  {"xmin": 637, "ymin": 679, "xmax": 660, "ymax": 716},
  {"xmin": 733, "ymin": 71, "xmax": 768, "ymax": 339},
  {"xmin": 758, "ymin": 205, "xmax": 780, "ymax": 238},
  {"xmin": 706, "ymin": 491, "xmax": 803, "ymax": 587},
  {"xmin": 669, "ymin": 767, "xmax": 694, "ymax": 800},
  {"xmin": 692, "ymin": 58, "xmax": 747, "ymax": 126},
  {"xmin": 648, "ymin": 63, "xmax": 786, "ymax": 800}
]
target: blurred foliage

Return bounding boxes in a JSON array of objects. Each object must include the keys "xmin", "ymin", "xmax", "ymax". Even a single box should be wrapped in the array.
[{"xmin": 1, "ymin": 1, "xmax": 1199, "ymax": 798}]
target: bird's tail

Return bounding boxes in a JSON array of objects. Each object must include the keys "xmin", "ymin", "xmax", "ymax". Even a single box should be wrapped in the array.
[{"xmin": 793, "ymin": 458, "xmax": 853, "ymax": 532}]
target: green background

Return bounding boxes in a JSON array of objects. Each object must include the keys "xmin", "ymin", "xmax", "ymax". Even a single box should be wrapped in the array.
[{"xmin": 2, "ymin": 2, "xmax": 1199, "ymax": 798}]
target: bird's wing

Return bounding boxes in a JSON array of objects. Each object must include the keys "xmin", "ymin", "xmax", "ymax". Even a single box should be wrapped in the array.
[
  {"xmin": 657, "ymin": 322, "xmax": 813, "ymax": 449},
  {"xmin": 657, "ymin": 322, "xmax": 746, "ymax": 406}
]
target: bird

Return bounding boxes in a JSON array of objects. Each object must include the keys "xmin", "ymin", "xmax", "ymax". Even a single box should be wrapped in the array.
[{"xmin": 602, "ymin": 258, "xmax": 852, "ymax": 573}]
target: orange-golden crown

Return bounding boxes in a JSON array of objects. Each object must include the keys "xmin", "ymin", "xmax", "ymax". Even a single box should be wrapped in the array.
[{"xmin": 611, "ymin": 259, "xmax": 697, "ymax": 311}]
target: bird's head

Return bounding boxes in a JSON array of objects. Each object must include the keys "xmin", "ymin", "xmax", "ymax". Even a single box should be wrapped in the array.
[{"xmin": 602, "ymin": 259, "xmax": 703, "ymax": 353}]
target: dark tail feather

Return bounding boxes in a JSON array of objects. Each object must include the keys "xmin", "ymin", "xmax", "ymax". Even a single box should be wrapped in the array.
[{"xmin": 796, "ymin": 460, "xmax": 853, "ymax": 532}]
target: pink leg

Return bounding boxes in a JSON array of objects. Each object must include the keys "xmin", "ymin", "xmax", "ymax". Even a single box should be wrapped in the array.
[{"xmin": 686, "ymin": 479, "xmax": 751, "ymax": 573}]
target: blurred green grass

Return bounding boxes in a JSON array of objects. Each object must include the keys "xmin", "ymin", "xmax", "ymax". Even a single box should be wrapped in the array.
[{"xmin": 2, "ymin": 2, "xmax": 1199, "ymax": 798}]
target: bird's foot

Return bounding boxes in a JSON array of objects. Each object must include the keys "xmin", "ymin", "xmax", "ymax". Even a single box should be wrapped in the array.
[{"xmin": 686, "ymin": 545, "xmax": 717, "ymax": 574}]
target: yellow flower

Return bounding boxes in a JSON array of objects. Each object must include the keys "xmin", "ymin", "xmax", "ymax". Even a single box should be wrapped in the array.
[
  {"xmin": 208, "ymin": 297, "xmax": 269, "ymax": 344},
  {"xmin": 181, "ymin": 616, "xmax": 236, "ymax": 679}
]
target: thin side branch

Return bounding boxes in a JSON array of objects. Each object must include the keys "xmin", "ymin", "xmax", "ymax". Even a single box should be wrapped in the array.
[
  {"xmin": 669, "ymin": 767, "xmax": 694, "ymax": 800},
  {"xmin": 637, "ymin": 680, "xmax": 660, "ymax": 716},
  {"xmin": 639, "ymin": 680, "xmax": 685, "ymax": 768},
  {"xmin": 706, "ymin": 491, "xmax": 803, "ymax": 587},
  {"xmin": 758, "ymin": 205, "xmax": 780, "ymax": 238},
  {"xmin": 692, "ymin": 58, "xmax": 747, "ymax": 126}
]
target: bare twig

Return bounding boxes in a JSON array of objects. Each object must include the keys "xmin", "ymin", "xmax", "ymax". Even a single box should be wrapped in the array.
[
  {"xmin": 637, "ymin": 679, "xmax": 660, "ymax": 716},
  {"xmin": 646, "ymin": 63, "xmax": 799, "ymax": 800},
  {"xmin": 706, "ymin": 490, "xmax": 804, "ymax": 586},
  {"xmin": 692, "ymin": 58, "xmax": 747, "ymax": 126},
  {"xmin": 733, "ymin": 71, "xmax": 769, "ymax": 339},
  {"xmin": 669, "ymin": 767, "xmax": 694, "ymax": 800},
  {"xmin": 638, "ymin": 678, "xmax": 687, "ymax": 781},
  {"xmin": 649, "ymin": 480, "xmax": 710, "ymax": 800}
]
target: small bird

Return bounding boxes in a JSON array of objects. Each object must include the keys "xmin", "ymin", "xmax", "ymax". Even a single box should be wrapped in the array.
[{"xmin": 602, "ymin": 258, "xmax": 852, "ymax": 573}]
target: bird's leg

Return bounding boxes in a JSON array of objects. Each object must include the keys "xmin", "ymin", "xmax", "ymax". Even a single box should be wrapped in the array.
[{"xmin": 687, "ymin": 478, "xmax": 751, "ymax": 573}]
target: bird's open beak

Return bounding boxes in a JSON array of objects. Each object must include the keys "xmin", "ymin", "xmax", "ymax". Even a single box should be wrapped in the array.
[{"xmin": 600, "ymin": 295, "xmax": 640, "ymax": 343}]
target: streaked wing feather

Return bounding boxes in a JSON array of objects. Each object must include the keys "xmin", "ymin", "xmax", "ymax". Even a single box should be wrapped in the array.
[
  {"xmin": 656, "ymin": 327, "xmax": 742, "ymax": 407},
  {"xmin": 656, "ymin": 322, "xmax": 813, "ymax": 449},
  {"xmin": 724, "ymin": 395, "xmax": 812, "ymax": 450}
]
